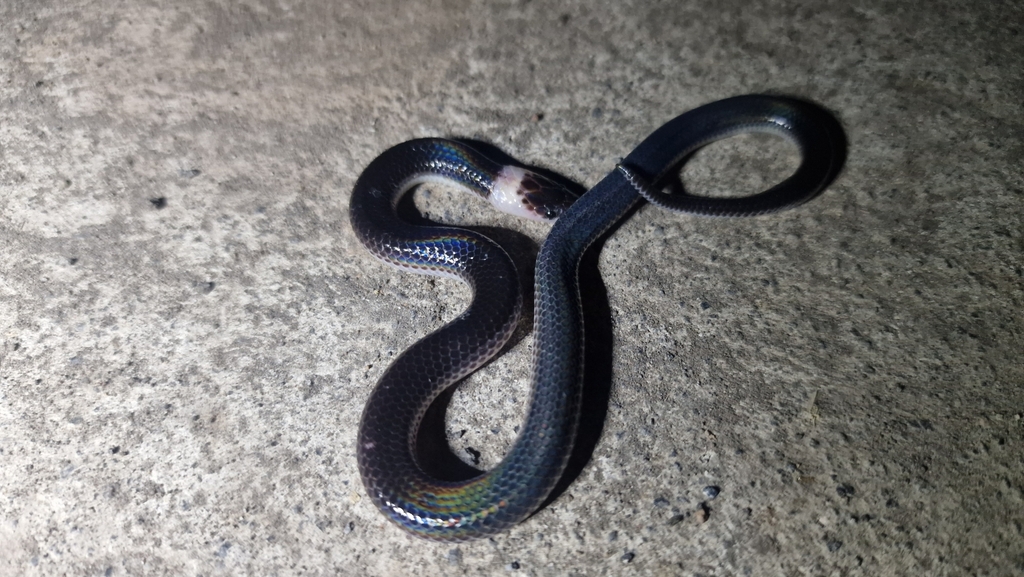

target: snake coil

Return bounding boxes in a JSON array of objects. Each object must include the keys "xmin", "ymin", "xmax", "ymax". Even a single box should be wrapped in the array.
[{"xmin": 349, "ymin": 95, "xmax": 843, "ymax": 540}]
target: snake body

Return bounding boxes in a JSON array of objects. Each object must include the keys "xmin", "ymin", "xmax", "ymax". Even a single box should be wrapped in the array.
[{"xmin": 349, "ymin": 95, "xmax": 842, "ymax": 541}]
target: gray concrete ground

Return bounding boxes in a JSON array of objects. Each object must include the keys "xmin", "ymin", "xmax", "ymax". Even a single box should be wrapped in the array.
[{"xmin": 1, "ymin": 0, "xmax": 1022, "ymax": 575}]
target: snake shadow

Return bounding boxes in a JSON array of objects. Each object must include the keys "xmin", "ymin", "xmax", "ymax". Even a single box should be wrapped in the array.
[
  {"xmin": 403, "ymin": 98, "xmax": 848, "ymax": 509},
  {"xmin": 398, "ymin": 139, "xmax": 604, "ymax": 483},
  {"xmin": 540, "ymin": 95, "xmax": 848, "ymax": 510},
  {"xmin": 409, "ymin": 209, "xmax": 629, "ymax": 502},
  {"xmin": 398, "ymin": 138, "xmax": 634, "ymax": 498}
]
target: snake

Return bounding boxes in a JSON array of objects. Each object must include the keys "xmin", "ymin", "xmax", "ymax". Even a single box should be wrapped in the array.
[{"xmin": 348, "ymin": 94, "xmax": 843, "ymax": 541}]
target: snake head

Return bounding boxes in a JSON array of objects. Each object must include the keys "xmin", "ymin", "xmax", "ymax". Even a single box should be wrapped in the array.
[{"xmin": 489, "ymin": 166, "xmax": 578, "ymax": 221}]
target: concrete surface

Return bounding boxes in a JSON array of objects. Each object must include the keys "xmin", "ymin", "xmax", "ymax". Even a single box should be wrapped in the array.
[{"xmin": 1, "ymin": 0, "xmax": 1022, "ymax": 575}]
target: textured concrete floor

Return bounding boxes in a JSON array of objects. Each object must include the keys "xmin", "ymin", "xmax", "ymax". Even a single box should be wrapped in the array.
[{"xmin": 1, "ymin": 0, "xmax": 1022, "ymax": 575}]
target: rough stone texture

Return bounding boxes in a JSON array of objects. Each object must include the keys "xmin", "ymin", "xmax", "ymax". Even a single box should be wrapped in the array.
[{"xmin": 1, "ymin": 0, "xmax": 1022, "ymax": 575}]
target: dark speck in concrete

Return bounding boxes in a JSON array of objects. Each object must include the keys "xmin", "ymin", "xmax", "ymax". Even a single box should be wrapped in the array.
[{"xmin": 667, "ymin": 513, "xmax": 688, "ymax": 526}]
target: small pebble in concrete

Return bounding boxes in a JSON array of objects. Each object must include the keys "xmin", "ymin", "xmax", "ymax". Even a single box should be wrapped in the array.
[
  {"xmin": 836, "ymin": 484, "xmax": 855, "ymax": 498},
  {"xmin": 447, "ymin": 548, "xmax": 462, "ymax": 565},
  {"xmin": 703, "ymin": 485, "xmax": 721, "ymax": 499},
  {"xmin": 621, "ymin": 552, "xmax": 635, "ymax": 563},
  {"xmin": 696, "ymin": 503, "xmax": 711, "ymax": 523},
  {"xmin": 215, "ymin": 542, "xmax": 231, "ymax": 558}
]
